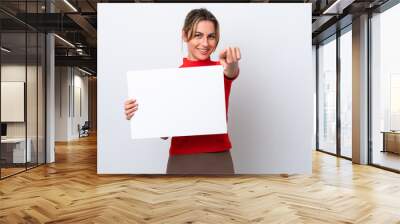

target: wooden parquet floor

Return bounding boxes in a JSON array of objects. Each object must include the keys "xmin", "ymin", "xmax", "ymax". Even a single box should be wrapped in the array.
[{"xmin": 1, "ymin": 134, "xmax": 400, "ymax": 224}]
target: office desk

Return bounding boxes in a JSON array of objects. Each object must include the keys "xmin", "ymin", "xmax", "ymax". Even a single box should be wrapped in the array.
[
  {"xmin": 382, "ymin": 131, "xmax": 400, "ymax": 154},
  {"xmin": 1, "ymin": 138, "xmax": 32, "ymax": 163}
]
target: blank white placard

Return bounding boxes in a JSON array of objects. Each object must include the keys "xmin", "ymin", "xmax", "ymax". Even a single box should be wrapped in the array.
[{"xmin": 127, "ymin": 65, "xmax": 227, "ymax": 139}]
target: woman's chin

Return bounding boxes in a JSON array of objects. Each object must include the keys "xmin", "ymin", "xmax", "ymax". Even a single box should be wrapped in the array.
[{"xmin": 196, "ymin": 54, "xmax": 210, "ymax": 60}]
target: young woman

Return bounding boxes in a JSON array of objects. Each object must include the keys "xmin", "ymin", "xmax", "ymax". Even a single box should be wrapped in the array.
[{"xmin": 124, "ymin": 8, "xmax": 241, "ymax": 174}]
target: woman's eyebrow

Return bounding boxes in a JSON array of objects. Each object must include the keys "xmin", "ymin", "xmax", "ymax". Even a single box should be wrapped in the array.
[{"xmin": 195, "ymin": 32, "xmax": 216, "ymax": 35}]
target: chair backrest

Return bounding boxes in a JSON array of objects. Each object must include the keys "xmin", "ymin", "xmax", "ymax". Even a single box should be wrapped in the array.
[{"xmin": 82, "ymin": 121, "xmax": 90, "ymax": 129}]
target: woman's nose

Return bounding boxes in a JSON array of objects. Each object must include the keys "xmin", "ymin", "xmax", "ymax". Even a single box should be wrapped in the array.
[{"xmin": 201, "ymin": 37, "xmax": 209, "ymax": 47}]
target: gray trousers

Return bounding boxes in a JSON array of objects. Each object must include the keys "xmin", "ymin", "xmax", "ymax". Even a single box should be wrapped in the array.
[{"xmin": 166, "ymin": 150, "xmax": 234, "ymax": 175}]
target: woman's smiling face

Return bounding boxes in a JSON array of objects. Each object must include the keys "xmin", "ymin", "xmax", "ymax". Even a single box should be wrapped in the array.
[{"xmin": 184, "ymin": 20, "xmax": 217, "ymax": 61}]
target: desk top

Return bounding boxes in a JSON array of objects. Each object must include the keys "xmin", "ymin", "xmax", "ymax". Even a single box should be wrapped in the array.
[
  {"xmin": 1, "ymin": 138, "xmax": 29, "ymax": 143},
  {"xmin": 381, "ymin": 131, "xmax": 400, "ymax": 134}
]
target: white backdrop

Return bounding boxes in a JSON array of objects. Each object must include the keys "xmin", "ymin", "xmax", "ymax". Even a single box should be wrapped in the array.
[{"xmin": 97, "ymin": 3, "xmax": 313, "ymax": 174}]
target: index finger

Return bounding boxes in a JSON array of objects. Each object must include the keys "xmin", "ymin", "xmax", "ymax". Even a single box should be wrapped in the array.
[
  {"xmin": 235, "ymin": 48, "xmax": 241, "ymax": 60},
  {"xmin": 125, "ymin": 99, "xmax": 136, "ymax": 104},
  {"xmin": 219, "ymin": 48, "xmax": 228, "ymax": 59}
]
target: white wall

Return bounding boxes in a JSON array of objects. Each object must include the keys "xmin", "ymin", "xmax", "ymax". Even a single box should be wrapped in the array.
[
  {"xmin": 55, "ymin": 66, "xmax": 69, "ymax": 141},
  {"xmin": 72, "ymin": 72, "xmax": 89, "ymax": 138},
  {"xmin": 1, "ymin": 65, "xmax": 26, "ymax": 131},
  {"xmin": 98, "ymin": 3, "xmax": 313, "ymax": 174},
  {"xmin": 55, "ymin": 67, "xmax": 89, "ymax": 141},
  {"xmin": 1, "ymin": 65, "xmax": 38, "ymax": 138}
]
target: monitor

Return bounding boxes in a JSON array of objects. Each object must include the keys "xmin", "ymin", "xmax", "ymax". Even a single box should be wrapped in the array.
[{"xmin": 1, "ymin": 123, "xmax": 7, "ymax": 137}]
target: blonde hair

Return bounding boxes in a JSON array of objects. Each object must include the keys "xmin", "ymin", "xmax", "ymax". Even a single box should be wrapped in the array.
[{"xmin": 182, "ymin": 8, "xmax": 220, "ymax": 47}]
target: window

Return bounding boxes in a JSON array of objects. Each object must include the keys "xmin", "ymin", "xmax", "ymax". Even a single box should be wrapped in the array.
[
  {"xmin": 371, "ymin": 3, "xmax": 400, "ymax": 171},
  {"xmin": 318, "ymin": 36, "xmax": 337, "ymax": 154},
  {"xmin": 340, "ymin": 29, "xmax": 352, "ymax": 158}
]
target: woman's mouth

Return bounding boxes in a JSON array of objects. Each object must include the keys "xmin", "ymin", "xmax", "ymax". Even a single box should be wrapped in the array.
[{"xmin": 198, "ymin": 48, "xmax": 209, "ymax": 55}]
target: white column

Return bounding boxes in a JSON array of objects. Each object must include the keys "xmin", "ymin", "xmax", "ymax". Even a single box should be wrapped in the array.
[
  {"xmin": 352, "ymin": 14, "xmax": 369, "ymax": 164},
  {"xmin": 46, "ymin": 1, "xmax": 55, "ymax": 163},
  {"xmin": 46, "ymin": 33, "xmax": 55, "ymax": 163}
]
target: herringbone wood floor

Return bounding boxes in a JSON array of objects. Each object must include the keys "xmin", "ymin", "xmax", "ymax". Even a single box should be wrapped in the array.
[{"xmin": 1, "ymin": 134, "xmax": 400, "ymax": 223}]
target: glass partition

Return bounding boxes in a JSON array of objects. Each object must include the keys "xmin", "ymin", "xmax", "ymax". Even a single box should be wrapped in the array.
[
  {"xmin": 317, "ymin": 36, "xmax": 337, "ymax": 155},
  {"xmin": 1, "ymin": 31, "xmax": 28, "ymax": 177},
  {"xmin": 0, "ymin": 1, "xmax": 46, "ymax": 179},
  {"xmin": 27, "ymin": 31, "xmax": 38, "ymax": 169}
]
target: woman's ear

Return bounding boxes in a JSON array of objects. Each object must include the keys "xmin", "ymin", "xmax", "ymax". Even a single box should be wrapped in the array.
[{"xmin": 182, "ymin": 30, "xmax": 188, "ymax": 42}]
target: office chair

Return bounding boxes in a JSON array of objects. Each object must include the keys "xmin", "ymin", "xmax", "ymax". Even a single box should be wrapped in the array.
[{"xmin": 79, "ymin": 121, "xmax": 90, "ymax": 138}]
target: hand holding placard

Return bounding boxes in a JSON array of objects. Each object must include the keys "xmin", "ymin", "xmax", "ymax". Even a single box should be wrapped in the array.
[{"xmin": 124, "ymin": 98, "xmax": 138, "ymax": 120}]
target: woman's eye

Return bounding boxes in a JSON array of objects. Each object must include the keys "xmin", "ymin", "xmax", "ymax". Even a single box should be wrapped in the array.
[
  {"xmin": 195, "ymin": 34, "xmax": 202, "ymax": 38},
  {"xmin": 208, "ymin": 36, "xmax": 216, "ymax": 40}
]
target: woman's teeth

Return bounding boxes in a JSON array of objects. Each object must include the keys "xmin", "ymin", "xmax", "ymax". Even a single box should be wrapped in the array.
[{"xmin": 199, "ymin": 49, "xmax": 208, "ymax": 54}]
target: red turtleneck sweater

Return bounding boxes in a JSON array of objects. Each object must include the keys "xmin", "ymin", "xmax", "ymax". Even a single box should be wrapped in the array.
[{"xmin": 169, "ymin": 57, "xmax": 238, "ymax": 155}]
